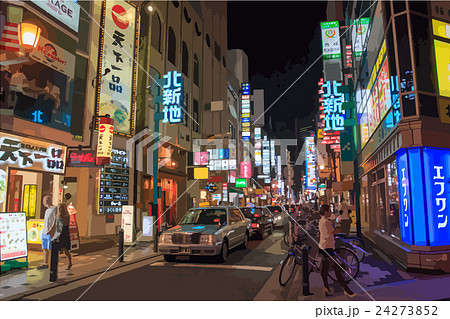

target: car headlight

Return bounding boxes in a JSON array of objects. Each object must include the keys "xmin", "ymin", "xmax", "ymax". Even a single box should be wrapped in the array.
[
  {"xmin": 277, "ymin": 216, "xmax": 282, "ymax": 220},
  {"xmin": 199, "ymin": 234, "xmax": 216, "ymax": 244},
  {"xmin": 159, "ymin": 233, "xmax": 172, "ymax": 243}
]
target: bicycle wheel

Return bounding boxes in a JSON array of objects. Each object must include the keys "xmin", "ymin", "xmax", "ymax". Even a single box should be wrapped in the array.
[
  {"xmin": 283, "ymin": 232, "xmax": 291, "ymax": 247},
  {"xmin": 346, "ymin": 237, "xmax": 366, "ymax": 262},
  {"xmin": 279, "ymin": 253, "xmax": 297, "ymax": 286},
  {"xmin": 328, "ymin": 248, "xmax": 359, "ymax": 283}
]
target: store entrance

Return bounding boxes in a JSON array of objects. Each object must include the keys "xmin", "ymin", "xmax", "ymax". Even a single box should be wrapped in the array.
[{"xmin": 7, "ymin": 174, "xmax": 23, "ymax": 212}]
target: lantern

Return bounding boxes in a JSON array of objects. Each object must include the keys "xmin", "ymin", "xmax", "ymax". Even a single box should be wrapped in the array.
[{"xmin": 18, "ymin": 22, "xmax": 41, "ymax": 50}]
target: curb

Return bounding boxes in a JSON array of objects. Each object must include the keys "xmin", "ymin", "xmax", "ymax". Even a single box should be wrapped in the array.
[{"xmin": 3, "ymin": 252, "xmax": 163, "ymax": 301}]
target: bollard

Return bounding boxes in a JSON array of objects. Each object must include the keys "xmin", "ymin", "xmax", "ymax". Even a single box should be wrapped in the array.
[
  {"xmin": 118, "ymin": 228, "xmax": 124, "ymax": 262},
  {"xmin": 301, "ymin": 245, "xmax": 313, "ymax": 296}
]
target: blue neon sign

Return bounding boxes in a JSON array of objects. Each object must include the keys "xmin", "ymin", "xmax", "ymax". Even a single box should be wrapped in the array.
[
  {"xmin": 322, "ymin": 80, "xmax": 345, "ymax": 131},
  {"xmin": 241, "ymin": 83, "xmax": 250, "ymax": 95},
  {"xmin": 162, "ymin": 71, "xmax": 184, "ymax": 124},
  {"xmin": 396, "ymin": 147, "xmax": 450, "ymax": 247}
]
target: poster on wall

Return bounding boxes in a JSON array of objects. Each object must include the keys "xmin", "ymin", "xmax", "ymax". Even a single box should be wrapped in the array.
[
  {"xmin": 0, "ymin": 212, "xmax": 28, "ymax": 261},
  {"xmin": 27, "ymin": 219, "xmax": 45, "ymax": 244},
  {"xmin": 121, "ymin": 205, "xmax": 134, "ymax": 244},
  {"xmin": 97, "ymin": 0, "xmax": 138, "ymax": 136}
]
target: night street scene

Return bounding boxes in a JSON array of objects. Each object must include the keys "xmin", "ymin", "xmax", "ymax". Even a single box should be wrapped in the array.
[{"xmin": 1, "ymin": 0, "xmax": 450, "ymax": 317}]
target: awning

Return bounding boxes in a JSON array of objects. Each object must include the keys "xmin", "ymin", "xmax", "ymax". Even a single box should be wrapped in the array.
[{"xmin": 229, "ymin": 187, "xmax": 244, "ymax": 194}]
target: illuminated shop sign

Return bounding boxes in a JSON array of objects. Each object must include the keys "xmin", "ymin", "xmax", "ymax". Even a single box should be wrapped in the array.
[
  {"xmin": 96, "ymin": 116, "xmax": 114, "ymax": 166},
  {"xmin": 67, "ymin": 150, "xmax": 96, "ymax": 167},
  {"xmin": 305, "ymin": 136, "xmax": 317, "ymax": 191},
  {"xmin": 235, "ymin": 178, "xmax": 247, "ymax": 188},
  {"xmin": 241, "ymin": 82, "xmax": 251, "ymax": 141},
  {"xmin": 0, "ymin": 132, "xmax": 66, "ymax": 174},
  {"xmin": 97, "ymin": 0, "xmax": 138, "ymax": 136},
  {"xmin": 321, "ymin": 21, "xmax": 341, "ymax": 60},
  {"xmin": 434, "ymin": 39, "xmax": 450, "ymax": 98},
  {"xmin": 162, "ymin": 71, "xmax": 184, "ymax": 124},
  {"xmin": 194, "ymin": 152, "xmax": 209, "ymax": 165},
  {"xmin": 351, "ymin": 17, "xmax": 370, "ymax": 57},
  {"xmin": 322, "ymin": 80, "xmax": 345, "ymax": 131},
  {"xmin": 31, "ymin": 0, "xmax": 80, "ymax": 32},
  {"xmin": 396, "ymin": 147, "xmax": 450, "ymax": 247},
  {"xmin": 240, "ymin": 161, "xmax": 251, "ymax": 179}
]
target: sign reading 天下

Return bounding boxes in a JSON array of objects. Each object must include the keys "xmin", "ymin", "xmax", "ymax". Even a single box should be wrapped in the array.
[
  {"xmin": 321, "ymin": 21, "xmax": 341, "ymax": 60},
  {"xmin": 0, "ymin": 132, "xmax": 66, "ymax": 174},
  {"xmin": 162, "ymin": 71, "xmax": 184, "ymax": 124},
  {"xmin": 97, "ymin": 0, "xmax": 138, "ymax": 136}
]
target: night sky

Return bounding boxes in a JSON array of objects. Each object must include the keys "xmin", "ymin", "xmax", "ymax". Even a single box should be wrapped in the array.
[{"xmin": 227, "ymin": 1, "xmax": 328, "ymax": 133}]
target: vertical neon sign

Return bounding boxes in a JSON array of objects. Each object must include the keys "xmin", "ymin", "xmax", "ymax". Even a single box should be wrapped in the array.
[{"xmin": 396, "ymin": 149, "xmax": 413, "ymax": 245}]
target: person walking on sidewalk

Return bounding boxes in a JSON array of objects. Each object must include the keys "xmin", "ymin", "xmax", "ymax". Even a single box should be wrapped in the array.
[
  {"xmin": 318, "ymin": 204, "xmax": 356, "ymax": 298},
  {"xmin": 337, "ymin": 198, "xmax": 353, "ymax": 236},
  {"xmin": 47, "ymin": 202, "xmax": 72, "ymax": 281},
  {"xmin": 39, "ymin": 195, "xmax": 56, "ymax": 269},
  {"xmin": 57, "ymin": 203, "xmax": 72, "ymax": 270}
]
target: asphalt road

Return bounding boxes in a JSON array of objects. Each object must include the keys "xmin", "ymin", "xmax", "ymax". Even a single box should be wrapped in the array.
[{"xmin": 41, "ymin": 230, "xmax": 288, "ymax": 301}]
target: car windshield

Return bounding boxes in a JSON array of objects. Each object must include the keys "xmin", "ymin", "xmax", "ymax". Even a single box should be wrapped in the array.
[
  {"xmin": 179, "ymin": 209, "xmax": 227, "ymax": 225},
  {"xmin": 240, "ymin": 207, "xmax": 263, "ymax": 218},
  {"xmin": 266, "ymin": 206, "xmax": 283, "ymax": 214}
]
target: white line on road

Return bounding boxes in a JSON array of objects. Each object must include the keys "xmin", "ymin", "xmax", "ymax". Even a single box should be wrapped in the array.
[{"xmin": 150, "ymin": 262, "xmax": 273, "ymax": 272}]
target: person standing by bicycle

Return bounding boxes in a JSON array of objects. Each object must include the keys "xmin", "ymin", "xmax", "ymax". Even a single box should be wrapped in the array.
[{"xmin": 319, "ymin": 204, "xmax": 356, "ymax": 298}]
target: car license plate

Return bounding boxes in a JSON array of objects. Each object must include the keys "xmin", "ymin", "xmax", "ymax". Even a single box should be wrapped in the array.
[{"xmin": 179, "ymin": 247, "xmax": 191, "ymax": 253}]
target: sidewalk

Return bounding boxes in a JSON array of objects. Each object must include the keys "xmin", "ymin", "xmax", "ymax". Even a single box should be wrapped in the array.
[
  {"xmin": 254, "ymin": 238, "xmax": 450, "ymax": 301},
  {"xmin": 1, "ymin": 240, "xmax": 159, "ymax": 301}
]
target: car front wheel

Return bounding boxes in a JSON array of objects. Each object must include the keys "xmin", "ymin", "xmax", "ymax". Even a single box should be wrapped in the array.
[
  {"xmin": 240, "ymin": 233, "xmax": 249, "ymax": 249},
  {"xmin": 217, "ymin": 241, "xmax": 228, "ymax": 262}
]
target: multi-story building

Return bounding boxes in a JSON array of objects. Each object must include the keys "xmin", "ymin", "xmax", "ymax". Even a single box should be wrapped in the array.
[{"xmin": 341, "ymin": 0, "xmax": 450, "ymax": 272}]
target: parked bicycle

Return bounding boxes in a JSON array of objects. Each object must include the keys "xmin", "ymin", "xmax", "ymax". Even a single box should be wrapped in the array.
[
  {"xmin": 334, "ymin": 234, "xmax": 369, "ymax": 262},
  {"xmin": 279, "ymin": 231, "xmax": 360, "ymax": 287}
]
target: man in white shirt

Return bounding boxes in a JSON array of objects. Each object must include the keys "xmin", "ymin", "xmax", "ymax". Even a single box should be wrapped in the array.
[{"xmin": 40, "ymin": 195, "xmax": 56, "ymax": 268}]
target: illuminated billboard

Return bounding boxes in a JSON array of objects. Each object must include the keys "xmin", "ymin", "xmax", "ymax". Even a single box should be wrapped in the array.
[
  {"xmin": 305, "ymin": 136, "xmax": 317, "ymax": 191},
  {"xmin": 434, "ymin": 39, "xmax": 450, "ymax": 98},
  {"xmin": 321, "ymin": 21, "xmax": 341, "ymax": 60},
  {"xmin": 351, "ymin": 17, "xmax": 370, "ymax": 57}
]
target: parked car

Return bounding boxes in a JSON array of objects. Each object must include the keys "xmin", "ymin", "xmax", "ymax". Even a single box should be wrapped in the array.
[
  {"xmin": 264, "ymin": 205, "xmax": 289, "ymax": 228},
  {"xmin": 159, "ymin": 206, "xmax": 251, "ymax": 262},
  {"xmin": 240, "ymin": 206, "xmax": 274, "ymax": 238}
]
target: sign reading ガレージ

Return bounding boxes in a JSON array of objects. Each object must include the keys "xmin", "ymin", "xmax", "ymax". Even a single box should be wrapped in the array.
[
  {"xmin": 97, "ymin": 0, "xmax": 137, "ymax": 136},
  {"xmin": 31, "ymin": 0, "xmax": 80, "ymax": 32},
  {"xmin": 0, "ymin": 132, "xmax": 66, "ymax": 174}
]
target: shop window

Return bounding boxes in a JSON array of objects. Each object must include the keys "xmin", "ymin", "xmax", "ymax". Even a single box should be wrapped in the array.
[
  {"xmin": 222, "ymin": 56, "xmax": 226, "ymax": 68},
  {"xmin": 71, "ymin": 56, "xmax": 88, "ymax": 136},
  {"xmin": 395, "ymin": 14, "xmax": 414, "ymax": 93},
  {"xmin": 182, "ymin": 41, "xmax": 189, "ymax": 76},
  {"xmin": 195, "ymin": 22, "xmax": 201, "ymax": 37},
  {"xmin": 193, "ymin": 54, "xmax": 199, "ymax": 86},
  {"xmin": 151, "ymin": 12, "xmax": 162, "ymax": 53},
  {"xmin": 184, "ymin": 93, "xmax": 189, "ymax": 127},
  {"xmin": 387, "ymin": 160, "xmax": 400, "ymax": 239},
  {"xmin": 229, "ymin": 122, "xmax": 235, "ymax": 139},
  {"xmin": 193, "ymin": 99, "xmax": 199, "ymax": 132},
  {"xmin": 402, "ymin": 93, "xmax": 416, "ymax": 117},
  {"xmin": 206, "ymin": 34, "xmax": 211, "ymax": 47},
  {"xmin": 184, "ymin": 8, "xmax": 191, "ymax": 23},
  {"xmin": 168, "ymin": 27, "xmax": 176, "ymax": 65},
  {"xmin": 382, "ymin": 1, "xmax": 392, "ymax": 27},
  {"xmin": 411, "ymin": 14, "xmax": 435, "ymax": 93},
  {"xmin": 77, "ymin": 1, "xmax": 91, "ymax": 54},
  {"xmin": 419, "ymin": 94, "xmax": 439, "ymax": 118},
  {"xmin": 386, "ymin": 24, "xmax": 397, "ymax": 81},
  {"xmin": 214, "ymin": 41, "xmax": 221, "ymax": 61}
]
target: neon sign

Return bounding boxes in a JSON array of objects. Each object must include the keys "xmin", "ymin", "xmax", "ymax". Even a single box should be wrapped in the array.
[
  {"xmin": 162, "ymin": 71, "xmax": 184, "ymax": 124},
  {"xmin": 323, "ymin": 80, "xmax": 345, "ymax": 131}
]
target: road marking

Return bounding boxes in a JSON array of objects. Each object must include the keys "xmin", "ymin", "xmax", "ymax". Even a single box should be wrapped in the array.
[{"xmin": 150, "ymin": 262, "xmax": 273, "ymax": 272}]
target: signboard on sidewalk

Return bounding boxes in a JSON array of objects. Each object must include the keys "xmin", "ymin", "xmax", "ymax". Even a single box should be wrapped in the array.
[
  {"xmin": 67, "ymin": 203, "xmax": 80, "ymax": 250},
  {"xmin": 121, "ymin": 205, "xmax": 134, "ymax": 244},
  {"xmin": 0, "ymin": 212, "xmax": 28, "ymax": 262}
]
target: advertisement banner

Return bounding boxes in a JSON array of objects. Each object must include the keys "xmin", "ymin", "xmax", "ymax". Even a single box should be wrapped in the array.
[
  {"xmin": 30, "ymin": 36, "xmax": 76, "ymax": 79},
  {"xmin": 97, "ymin": 0, "xmax": 138, "ymax": 136},
  {"xmin": 434, "ymin": 39, "xmax": 450, "ymax": 98},
  {"xmin": 121, "ymin": 205, "xmax": 134, "ymax": 244},
  {"xmin": 31, "ymin": 0, "xmax": 80, "ymax": 32},
  {"xmin": 96, "ymin": 117, "xmax": 114, "ymax": 166},
  {"xmin": 305, "ymin": 137, "xmax": 317, "ymax": 191},
  {"xmin": 351, "ymin": 17, "xmax": 370, "ymax": 57},
  {"xmin": 240, "ymin": 161, "xmax": 251, "ymax": 178},
  {"xmin": 67, "ymin": 203, "xmax": 80, "ymax": 250},
  {"xmin": 0, "ymin": 212, "xmax": 27, "ymax": 261},
  {"xmin": 194, "ymin": 152, "xmax": 209, "ymax": 165},
  {"xmin": 0, "ymin": 132, "xmax": 67, "ymax": 174},
  {"xmin": 321, "ymin": 21, "xmax": 341, "ymax": 60}
]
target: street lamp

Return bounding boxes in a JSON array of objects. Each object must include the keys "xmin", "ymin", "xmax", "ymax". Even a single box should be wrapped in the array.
[
  {"xmin": 18, "ymin": 22, "xmax": 41, "ymax": 50},
  {"xmin": 319, "ymin": 165, "xmax": 325, "ymax": 170},
  {"xmin": 147, "ymin": 5, "xmax": 154, "ymax": 12}
]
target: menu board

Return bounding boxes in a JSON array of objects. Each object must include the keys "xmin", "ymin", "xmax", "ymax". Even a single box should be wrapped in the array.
[
  {"xmin": 0, "ymin": 212, "xmax": 28, "ymax": 261},
  {"xmin": 99, "ymin": 149, "xmax": 129, "ymax": 214}
]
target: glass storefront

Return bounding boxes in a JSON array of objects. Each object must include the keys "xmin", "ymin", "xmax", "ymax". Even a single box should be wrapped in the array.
[{"xmin": 387, "ymin": 160, "xmax": 400, "ymax": 239}]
